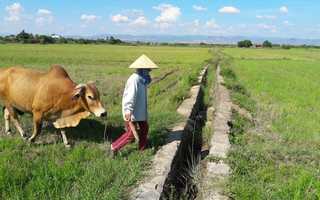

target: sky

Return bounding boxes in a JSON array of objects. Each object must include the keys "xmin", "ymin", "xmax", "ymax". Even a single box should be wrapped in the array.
[{"xmin": 1, "ymin": 0, "xmax": 319, "ymax": 39}]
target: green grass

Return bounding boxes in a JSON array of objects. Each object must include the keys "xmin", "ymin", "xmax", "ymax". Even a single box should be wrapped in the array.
[
  {"xmin": 221, "ymin": 48, "xmax": 320, "ymax": 199},
  {"xmin": 0, "ymin": 43, "xmax": 214, "ymax": 199}
]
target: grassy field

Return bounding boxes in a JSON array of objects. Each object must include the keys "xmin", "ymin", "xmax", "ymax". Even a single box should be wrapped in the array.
[
  {"xmin": 0, "ymin": 44, "xmax": 214, "ymax": 199},
  {"xmin": 220, "ymin": 47, "xmax": 320, "ymax": 199},
  {"xmin": 2, "ymin": 44, "xmax": 319, "ymax": 199}
]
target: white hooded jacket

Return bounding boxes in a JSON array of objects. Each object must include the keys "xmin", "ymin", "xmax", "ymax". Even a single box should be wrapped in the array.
[{"xmin": 122, "ymin": 73, "xmax": 148, "ymax": 121}]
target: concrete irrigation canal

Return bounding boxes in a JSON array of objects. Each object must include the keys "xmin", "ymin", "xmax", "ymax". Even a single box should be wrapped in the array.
[{"xmin": 131, "ymin": 64, "xmax": 232, "ymax": 200}]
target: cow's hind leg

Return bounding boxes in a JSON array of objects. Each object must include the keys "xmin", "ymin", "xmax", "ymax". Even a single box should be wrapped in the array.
[
  {"xmin": 4, "ymin": 107, "xmax": 12, "ymax": 135},
  {"xmin": 60, "ymin": 128, "xmax": 72, "ymax": 149},
  {"xmin": 4, "ymin": 107, "xmax": 28, "ymax": 140}
]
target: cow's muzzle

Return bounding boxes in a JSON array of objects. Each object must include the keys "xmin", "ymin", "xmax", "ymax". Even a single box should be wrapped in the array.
[{"xmin": 100, "ymin": 112, "xmax": 107, "ymax": 117}]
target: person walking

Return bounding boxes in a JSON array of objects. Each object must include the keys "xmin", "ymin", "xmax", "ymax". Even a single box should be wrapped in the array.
[{"xmin": 110, "ymin": 54, "xmax": 159, "ymax": 158}]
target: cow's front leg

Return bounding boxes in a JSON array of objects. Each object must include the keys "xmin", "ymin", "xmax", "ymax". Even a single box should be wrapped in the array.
[
  {"xmin": 60, "ymin": 128, "xmax": 72, "ymax": 148},
  {"xmin": 4, "ymin": 107, "xmax": 28, "ymax": 140},
  {"xmin": 28, "ymin": 118, "xmax": 42, "ymax": 143}
]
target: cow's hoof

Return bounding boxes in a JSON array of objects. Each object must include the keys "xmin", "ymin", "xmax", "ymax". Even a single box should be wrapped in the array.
[
  {"xmin": 65, "ymin": 144, "xmax": 72, "ymax": 149},
  {"xmin": 5, "ymin": 131, "xmax": 13, "ymax": 136},
  {"xmin": 27, "ymin": 137, "xmax": 35, "ymax": 143}
]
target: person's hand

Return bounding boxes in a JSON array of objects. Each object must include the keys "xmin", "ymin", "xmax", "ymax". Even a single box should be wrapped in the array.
[{"xmin": 125, "ymin": 114, "xmax": 131, "ymax": 121}]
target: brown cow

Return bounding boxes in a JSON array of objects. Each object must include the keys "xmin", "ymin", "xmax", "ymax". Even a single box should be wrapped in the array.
[{"xmin": 0, "ymin": 65, "xmax": 106, "ymax": 148}]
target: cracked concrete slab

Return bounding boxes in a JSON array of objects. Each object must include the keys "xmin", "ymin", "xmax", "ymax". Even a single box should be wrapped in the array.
[{"xmin": 203, "ymin": 65, "xmax": 232, "ymax": 200}]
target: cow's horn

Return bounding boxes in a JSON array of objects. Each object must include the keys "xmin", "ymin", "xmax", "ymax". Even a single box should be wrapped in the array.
[{"xmin": 75, "ymin": 84, "xmax": 87, "ymax": 90}]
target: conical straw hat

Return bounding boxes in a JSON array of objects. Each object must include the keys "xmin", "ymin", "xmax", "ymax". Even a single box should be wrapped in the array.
[{"xmin": 128, "ymin": 54, "xmax": 159, "ymax": 69}]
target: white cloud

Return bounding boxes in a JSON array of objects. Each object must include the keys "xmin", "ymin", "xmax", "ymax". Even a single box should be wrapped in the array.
[
  {"xmin": 35, "ymin": 17, "xmax": 46, "ymax": 24},
  {"xmin": 35, "ymin": 16, "xmax": 53, "ymax": 24},
  {"xmin": 265, "ymin": 15, "xmax": 277, "ymax": 19},
  {"xmin": 154, "ymin": 22, "xmax": 174, "ymax": 30},
  {"xmin": 110, "ymin": 13, "xmax": 149, "ymax": 26},
  {"xmin": 256, "ymin": 15, "xmax": 277, "ymax": 19},
  {"xmin": 178, "ymin": 20, "xmax": 200, "ymax": 34},
  {"xmin": 283, "ymin": 21, "xmax": 293, "ymax": 26},
  {"xmin": 195, "ymin": 19, "xmax": 199, "ymax": 26},
  {"xmin": 35, "ymin": 9, "xmax": 53, "ymax": 24},
  {"xmin": 279, "ymin": 6, "xmax": 289, "ymax": 13},
  {"xmin": 38, "ymin": 9, "xmax": 52, "ymax": 15},
  {"xmin": 179, "ymin": 19, "xmax": 199, "ymax": 27},
  {"xmin": 132, "ymin": 9, "xmax": 144, "ymax": 16},
  {"xmin": 204, "ymin": 18, "xmax": 218, "ymax": 28},
  {"xmin": 257, "ymin": 23, "xmax": 279, "ymax": 32},
  {"xmin": 81, "ymin": 14, "xmax": 101, "ymax": 21},
  {"xmin": 131, "ymin": 16, "xmax": 150, "ymax": 25},
  {"xmin": 218, "ymin": 6, "xmax": 240, "ymax": 14},
  {"xmin": 193, "ymin": 5, "xmax": 207, "ymax": 11},
  {"xmin": 5, "ymin": 15, "xmax": 20, "ymax": 22},
  {"xmin": 154, "ymin": 4, "xmax": 181, "ymax": 22},
  {"xmin": 258, "ymin": 23, "xmax": 272, "ymax": 29},
  {"xmin": 239, "ymin": 24, "xmax": 246, "ymax": 28},
  {"xmin": 5, "ymin": 3, "xmax": 24, "ymax": 22},
  {"xmin": 110, "ymin": 14, "xmax": 129, "ymax": 22}
]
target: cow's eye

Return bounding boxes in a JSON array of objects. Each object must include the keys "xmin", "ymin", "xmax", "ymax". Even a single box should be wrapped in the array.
[{"xmin": 88, "ymin": 95, "xmax": 94, "ymax": 100}]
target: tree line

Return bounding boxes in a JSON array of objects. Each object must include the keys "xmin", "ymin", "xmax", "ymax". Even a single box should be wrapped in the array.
[
  {"xmin": 1, "ymin": 30, "xmax": 319, "ymax": 48},
  {"xmin": 0, "ymin": 30, "xmax": 123, "ymax": 45},
  {"xmin": 237, "ymin": 39, "xmax": 320, "ymax": 49}
]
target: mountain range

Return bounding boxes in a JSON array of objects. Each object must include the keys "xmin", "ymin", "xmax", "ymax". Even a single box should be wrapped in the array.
[{"xmin": 65, "ymin": 34, "xmax": 320, "ymax": 46}]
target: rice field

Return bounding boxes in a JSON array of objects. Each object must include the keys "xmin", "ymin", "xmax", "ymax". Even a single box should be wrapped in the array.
[
  {"xmin": 0, "ymin": 43, "xmax": 213, "ymax": 199},
  {"xmin": 221, "ymin": 47, "xmax": 320, "ymax": 199}
]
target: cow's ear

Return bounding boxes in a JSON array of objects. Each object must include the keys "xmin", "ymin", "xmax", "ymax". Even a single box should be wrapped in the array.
[
  {"xmin": 72, "ymin": 92, "xmax": 82, "ymax": 100},
  {"xmin": 72, "ymin": 84, "xmax": 86, "ymax": 100}
]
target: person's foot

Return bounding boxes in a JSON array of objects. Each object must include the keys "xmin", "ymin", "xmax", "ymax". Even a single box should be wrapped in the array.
[{"xmin": 109, "ymin": 145, "xmax": 117, "ymax": 159}]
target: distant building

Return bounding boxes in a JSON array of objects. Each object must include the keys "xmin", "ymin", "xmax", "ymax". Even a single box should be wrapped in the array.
[
  {"xmin": 254, "ymin": 43, "xmax": 262, "ymax": 48},
  {"xmin": 51, "ymin": 34, "xmax": 61, "ymax": 39}
]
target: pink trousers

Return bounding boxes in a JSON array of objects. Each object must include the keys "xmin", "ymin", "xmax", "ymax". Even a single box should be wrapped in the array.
[{"xmin": 111, "ymin": 121, "xmax": 148, "ymax": 151}]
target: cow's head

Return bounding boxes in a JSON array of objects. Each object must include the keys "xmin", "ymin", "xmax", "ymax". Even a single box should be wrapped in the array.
[{"xmin": 73, "ymin": 82, "xmax": 106, "ymax": 117}]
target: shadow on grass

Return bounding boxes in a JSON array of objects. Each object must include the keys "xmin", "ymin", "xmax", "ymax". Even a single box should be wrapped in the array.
[
  {"xmin": 17, "ymin": 118, "xmax": 123, "ymax": 148},
  {"xmin": 2, "ymin": 109, "xmax": 178, "ymax": 158}
]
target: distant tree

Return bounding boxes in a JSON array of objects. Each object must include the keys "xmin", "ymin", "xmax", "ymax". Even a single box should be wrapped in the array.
[
  {"xmin": 56, "ymin": 37, "xmax": 68, "ymax": 44},
  {"xmin": 109, "ymin": 36, "xmax": 115, "ymax": 44},
  {"xmin": 237, "ymin": 41, "xmax": 245, "ymax": 47},
  {"xmin": 16, "ymin": 30, "xmax": 31, "ymax": 43},
  {"xmin": 243, "ymin": 40, "xmax": 252, "ymax": 48},
  {"xmin": 108, "ymin": 36, "xmax": 121, "ymax": 44},
  {"xmin": 200, "ymin": 42, "xmax": 207, "ymax": 46},
  {"xmin": 282, "ymin": 44, "xmax": 292, "ymax": 50},
  {"xmin": 3, "ymin": 35, "xmax": 16, "ymax": 42},
  {"xmin": 39, "ymin": 35, "xmax": 54, "ymax": 44},
  {"xmin": 262, "ymin": 40, "xmax": 272, "ymax": 48},
  {"xmin": 238, "ymin": 40, "xmax": 252, "ymax": 48},
  {"xmin": 97, "ymin": 38, "xmax": 106, "ymax": 44},
  {"xmin": 298, "ymin": 44, "xmax": 307, "ymax": 49}
]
